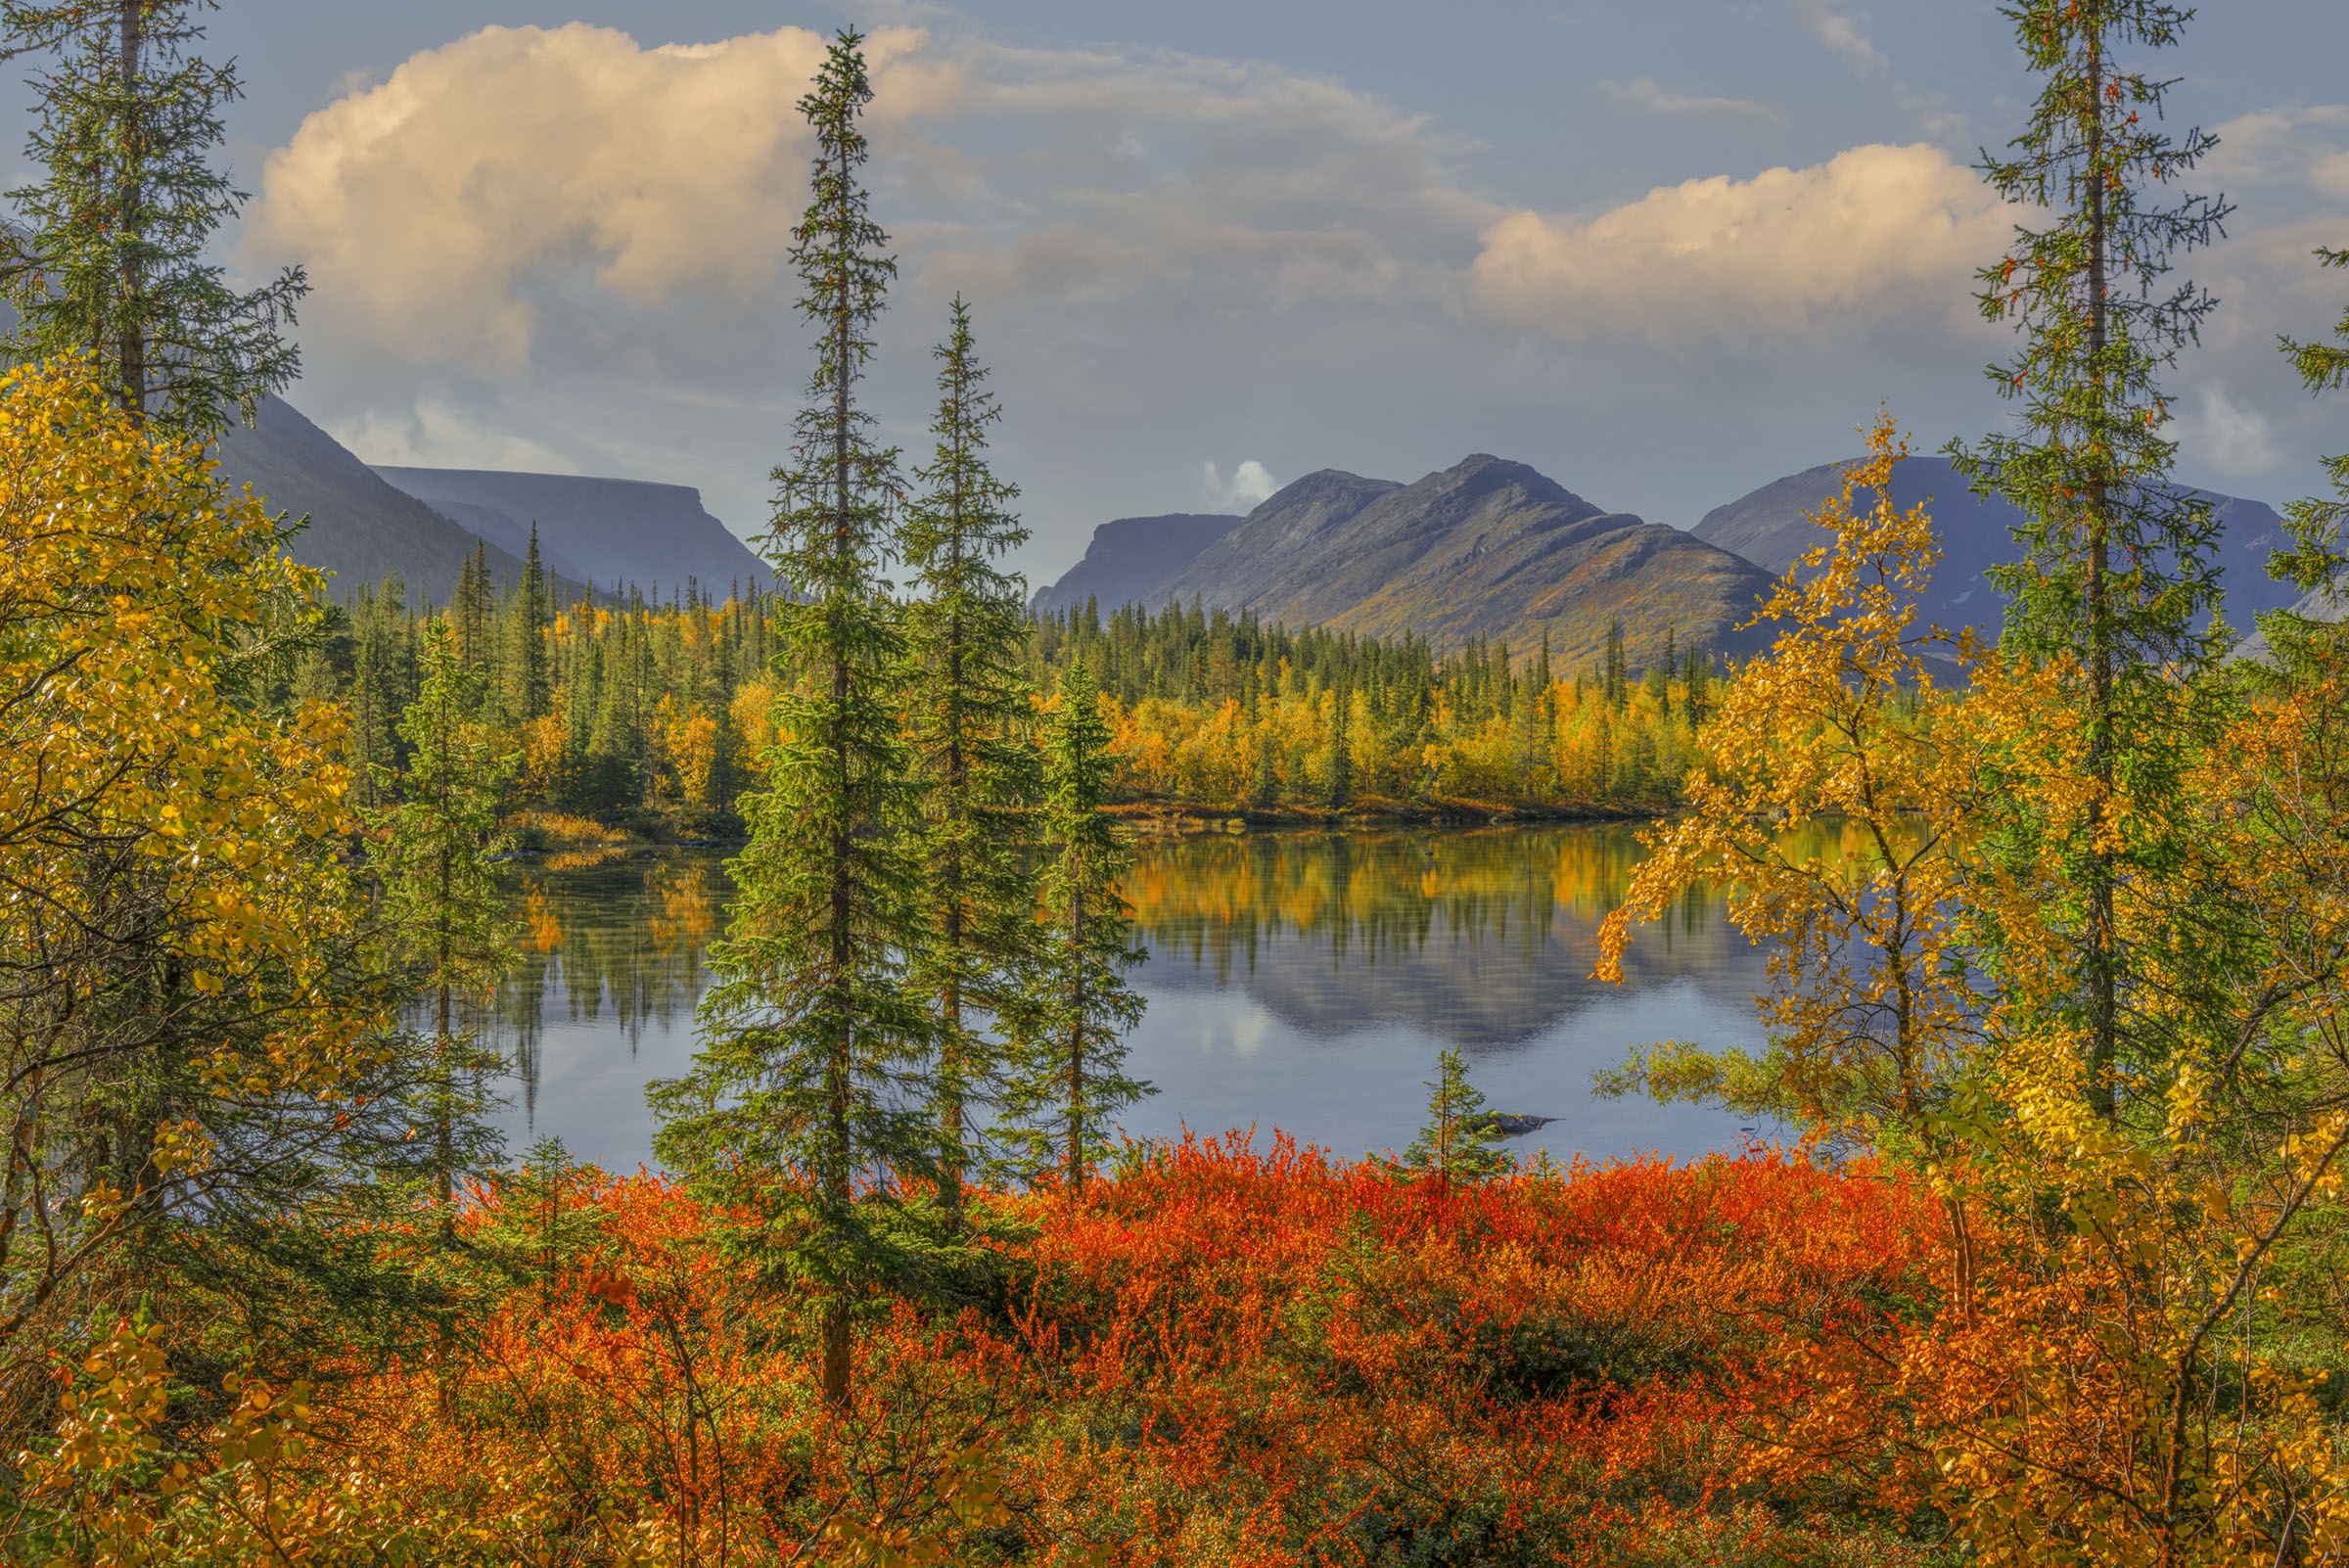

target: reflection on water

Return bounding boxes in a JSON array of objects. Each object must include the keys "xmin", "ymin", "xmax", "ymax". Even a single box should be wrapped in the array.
[
  {"xmin": 486, "ymin": 854, "xmax": 729, "ymax": 1144},
  {"xmin": 487, "ymin": 825, "xmax": 1794, "ymax": 1174}
]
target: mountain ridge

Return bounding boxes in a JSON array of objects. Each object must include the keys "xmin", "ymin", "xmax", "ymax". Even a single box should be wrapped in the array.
[
  {"xmin": 216, "ymin": 396, "xmax": 566, "ymax": 602},
  {"xmin": 374, "ymin": 467, "xmax": 771, "ymax": 598},
  {"xmin": 1691, "ymin": 454, "xmax": 2301, "ymax": 642},
  {"xmin": 1095, "ymin": 454, "xmax": 1777, "ymax": 669}
]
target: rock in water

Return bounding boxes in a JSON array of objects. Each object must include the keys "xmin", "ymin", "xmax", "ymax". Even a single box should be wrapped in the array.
[{"xmin": 1479, "ymin": 1113, "xmax": 1554, "ymax": 1138}]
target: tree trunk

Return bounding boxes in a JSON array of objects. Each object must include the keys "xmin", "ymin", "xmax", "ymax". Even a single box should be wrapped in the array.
[
  {"xmin": 116, "ymin": 0, "xmax": 147, "ymax": 422},
  {"xmin": 2083, "ymin": 23, "xmax": 2118, "ymax": 1123}
]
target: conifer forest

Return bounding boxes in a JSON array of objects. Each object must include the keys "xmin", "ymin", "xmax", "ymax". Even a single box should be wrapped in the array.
[{"xmin": 4, "ymin": 4, "xmax": 2349, "ymax": 1566}]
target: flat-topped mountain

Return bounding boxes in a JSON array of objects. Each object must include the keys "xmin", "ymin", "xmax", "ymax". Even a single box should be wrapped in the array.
[
  {"xmin": 1031, "ymin": 513, "xmax": 1241, "ymax": 616},
  {"xmin": 1693, "ymin": 455, "xmax": 2299, "ymax": 642},
  {"xmin": 374, "ymin": 467, "xmax": 771, "ymax": 598},
  {"xmin": 217, "ymin": 397, "xmax": 561, "ymax": 602},
  {"xmin": 1071, "ymin": 455, "xmax": 1776, "ymax": 669}
]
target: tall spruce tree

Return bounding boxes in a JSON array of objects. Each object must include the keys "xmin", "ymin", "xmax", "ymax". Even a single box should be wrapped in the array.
[
  {"xmin": 370, "ymin": 618, "xmax": 517, "ymax": 1233},
  {"xmin": 899, "ymin": 299, "xmax": 1038, "ymax": 1228},
  {"xmin": 651, "ymin": 31, "xmax": 930, "ymax": 1412},
  {"xmin": 1003, "ymin": 661, "xmax": 1149, "ymax": 1194},
  {"xmin": 1951, "ymin": 0, "xmax": 2232, "ymax": 1120},
  {"xmin": 0, "ymin": 0, "xmax": 305, "ymax": 436}
]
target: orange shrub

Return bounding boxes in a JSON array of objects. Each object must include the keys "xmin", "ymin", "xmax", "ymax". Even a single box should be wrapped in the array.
[{"xmin": 233, "ymin": 1139, "xmax": 1957, "ymax": 1566}]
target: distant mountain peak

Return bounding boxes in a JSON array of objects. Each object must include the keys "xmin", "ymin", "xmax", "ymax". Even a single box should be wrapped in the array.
[
  {"xmin": 215, "ymin": 396, "xmax": 578, "ymax": 602},
  {"xmin": 373, "ymin": 466, "xmax": 771, "ymax": 596},
  {"xmin": 1428, "ymin": 452, "xmax": 1580, "ymax": 506},
  {"xmin": 1034, "ymin": 452, "xmax": 1771, "ymax": 668},
  {"xmin": 1690, "ymin": 453, "xmax": 2295, "ymax": 642}
]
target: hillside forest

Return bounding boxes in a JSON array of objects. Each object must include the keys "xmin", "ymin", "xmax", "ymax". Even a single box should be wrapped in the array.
[
  {"xmin": 5, "ymin": 5, "xmax": 2349, "ymax": 1568},
  {"xmin": 319, "ymin": 559, "xmax": 1720, "ymax": 832}
]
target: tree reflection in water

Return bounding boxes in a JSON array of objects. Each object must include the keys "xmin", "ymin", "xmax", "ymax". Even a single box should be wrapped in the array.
[
  {"xmin": 479, "ymin": 825, "xmax": 1848, "ymax": 1166},
  {"xmin": 486, "ymin": 853, "xmax": 732, "ymax": 1123},
  {"xmin": 1123, "ymin": 824, "xmax": 1836, "ymax": 1047}
]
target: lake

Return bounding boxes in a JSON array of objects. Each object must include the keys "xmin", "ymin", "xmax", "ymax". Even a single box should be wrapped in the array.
[{"xmin": 484, "ymin": 824, "xmax": 1781, "ymax": 1174}]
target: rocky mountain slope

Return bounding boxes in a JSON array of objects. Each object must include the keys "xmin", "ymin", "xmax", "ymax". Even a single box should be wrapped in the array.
[
  {"xmin": 1031, "ymin": 513, "xmax": 1241, "ymax": 616},
  {"xmin": 1106, "ymin": 455, "xmax": 1778, "ymax": 669},
  {"xmin": 1692, "ymin": 454, "xmax": 2300, "ymax": 642},
  {"xmin": 374, "ymin": 468, "xmax": 770, "ymax": 597},
  {"xmin": 216, "ymin": 397, "xmax": 556, "ymax": 603}
]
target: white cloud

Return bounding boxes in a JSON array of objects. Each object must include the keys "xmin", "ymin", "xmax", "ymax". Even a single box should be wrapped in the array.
[
  {"xmin": 2203, "ymin": 105, "xmax": 2349, "ymax": 194},
  {"xmin": 2184, "ymin": 384, "xmax": 2282, "ymax": 477},
  {"xmin": 1602, "ymin": 77, "xmax": 1782, "ymax": 125},
  {"xmin": 1202, "ymin": 460, "xmax": 1278, "ymax": 510},
  {"xmin": 238, "ymin": 18, "xmax": 2349, "ymax": 578},
  {"xmin": 1467, "ymin": 143, "xmax": 2011, "ymax": 346},
  {"xmin": 335, "ymin": 399, "xmax": 579, "ymax": 474},
  {"xmin": 1789, "ymin": 0, "xmax": 1887, "ymax": 75},
  {"xmin": 251, "ymin": 23, "xmax": 930, "ymax": 374}
]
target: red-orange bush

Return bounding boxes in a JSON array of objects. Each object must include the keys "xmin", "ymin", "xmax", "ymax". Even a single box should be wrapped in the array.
[{"xmin": 244, "ymin": 1139, "xmax": 1953, "ymax": 1566}]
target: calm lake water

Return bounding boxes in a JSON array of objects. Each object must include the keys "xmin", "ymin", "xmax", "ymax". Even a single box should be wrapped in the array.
[{"xmin": 484, "ymin": 825, "xmax": 1781, "ymax": 1174}]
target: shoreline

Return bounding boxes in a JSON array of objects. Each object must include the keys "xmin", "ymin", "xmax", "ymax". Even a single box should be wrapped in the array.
[{"xmin": 1102, "ymin": 796, "xmax": 1661, "ymax": 838}]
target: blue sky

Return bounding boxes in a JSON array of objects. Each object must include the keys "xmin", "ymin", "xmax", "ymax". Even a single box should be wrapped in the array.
[{"xmin": 19, "ymin": 0, "xmax": 2342, "ymax": 581}]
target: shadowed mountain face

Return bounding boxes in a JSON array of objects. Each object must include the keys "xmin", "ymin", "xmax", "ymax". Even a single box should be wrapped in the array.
[
  {"xmin": 1692, "ymin": 455, "xmax": 2297, "ymax": 643},
  {"xmin": 375, "ymin": 467, "xmax": 771, "ymax": 598},
  {"xmin": 424, "ymin": 497, "xmax": 594, "ymax": 585},
  {"xmin": 216, "ymin": 396, "xmax": 552, "ymax": 602},
  {"xmin": 1031, "ymin": 513, "xmax": 1242, "ymax": 616},
  {"xmin": 1139, "ymin": 456, "xmax": 1777, "ymax": 669}
]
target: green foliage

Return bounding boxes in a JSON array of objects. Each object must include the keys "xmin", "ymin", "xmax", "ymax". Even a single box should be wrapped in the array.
[
  {"xmin": 651, "ymin": 29, "xmax": 935, "ymax": 1410},
  {"xmin": 1948, "ymin": 0, "xmax": 2234, "ymax": 1122},
  {"xmin": 2270, "ymin": 247, "xmax": 2349, "ymax": 621},
  {"xmin": 1404, "ymin": 1046, "xmax": 1511, "ymax": 1186},
  {"xmin": 900, "ymin": 299, "xmax": 1042, "ymax": 1223},
  {"xmin": 0, "ymin": 0, "xmax": 305, "ymax": 437},
  {"xmin": 1000, "ymin": 661, "xmax": 1150, "ymax": 1192},
  {"xmin": 369, "ymin": 617, "xmax": 519, "ymax": 1217}
]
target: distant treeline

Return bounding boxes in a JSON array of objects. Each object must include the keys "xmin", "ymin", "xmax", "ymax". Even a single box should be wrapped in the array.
[{"xmin": 310, "ymin": 544, "xmax": 1727, "ymax": 833}]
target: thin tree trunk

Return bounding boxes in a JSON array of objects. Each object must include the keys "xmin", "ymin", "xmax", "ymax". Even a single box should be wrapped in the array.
[
  {"xmin": 2083, "ymin": 23, "xmax": 2117, "ymax": 1123},
  {"xmin": 939, "ymin": 486, "xmax": 969, "ymax": 1226},
  {"xmin": 818, "ymin": 128, "xmax": 857, "ymax": 1416},
  {"xmin": 1066, "ymin": 883, "xmax": 1086, "ymax": 1194},
  {"xmin": 116, "ymin": 0, "xmax": 146, "ymax": 422}
]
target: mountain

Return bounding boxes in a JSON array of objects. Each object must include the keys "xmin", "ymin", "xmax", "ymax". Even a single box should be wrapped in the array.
[
  {"xmin": 374, "ymin": 467, "xmax": 770, "ymax": 597},
  {"xmin": 1691, "ymin": 455, "xmax": 2300, "ymax": 641},
  {"xmin": 420, "ymin": 496, "xmax": 594, "ymax": 584},
  {"xmin": 1134, "ymin": 455, "xmax": 1777, "ymax": 669},
  {"xmin": 1031, "ymin": 513, "xmax": 1241, "ymax": 616},
  {"xmin": 216, "ymin": 396, "xmax": 551, "ymax": 602}
]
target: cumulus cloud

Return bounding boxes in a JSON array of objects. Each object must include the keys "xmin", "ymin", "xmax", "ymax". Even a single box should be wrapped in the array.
[
  {"xmin": 1602, "ymin": 77, "xmax": 1782, "ymax": 125},
  {"xmin": 1789, "ymin": 0, "xmax": 1887, "ymax": 75},
  {"xmin": 252, "ymin": 23, "xmax": 1487, "ymax": 380},
  {"xmin": 237, "ymin": 15, "xmax": 2347, "ymax": 578},
  {"xmin": 2204, "ymin": 105, "xmax": 2349, "ymax": 198},
  {"xmin": 333, "ymin": 399, "xmax": 578, "ymax": 474},
  {"xmin": 251, "ymin": 23, "xmax": 930, "ymax": 373},
  {"xmin": 2184, "ymin": 384, "xmax": 2282, "ymax": 477},
  {"xmin": 1467, "ymin": 143, "xmax": 2011, "ymax": 346},
  {"xmin": 1202, "ymin": 460, "xmax": 1278, "ymax": 510}
]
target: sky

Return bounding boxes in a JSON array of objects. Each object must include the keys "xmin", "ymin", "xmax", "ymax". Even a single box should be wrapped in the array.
[{"xmin": 11, "ymin": 0, "xmax": 2344, "ymax": 584}]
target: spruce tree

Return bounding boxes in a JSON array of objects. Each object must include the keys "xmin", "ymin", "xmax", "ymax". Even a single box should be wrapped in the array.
[
  {"xmin": 650, "ymin": 31, "xmax": 930, "ymax": 1412},
  {"xmin": 899, "ymin": 299, "xmax": 1039, "ymax": 1228},
  {"xmin": 503, "ymin": 524, "xmax": 552, "ymax": 731},
  {"xmin": 1405, "ymin": 1046, "xmax": 1511, "ymax": 1190},
  {"xmin": 1003, "ymin": 661, "xmax": 1149, "ymax": 1194},
  {"xmin": 0, "ymin": 0, "xmax": 305, "ymax": 436},
  {"xmin": 1951, "ymin": 0, "xmax": 2232, "ymax": 1120},
  {"xmin": 370, "ymin": 618, "xmax": 517, "ymax": 1232}
]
